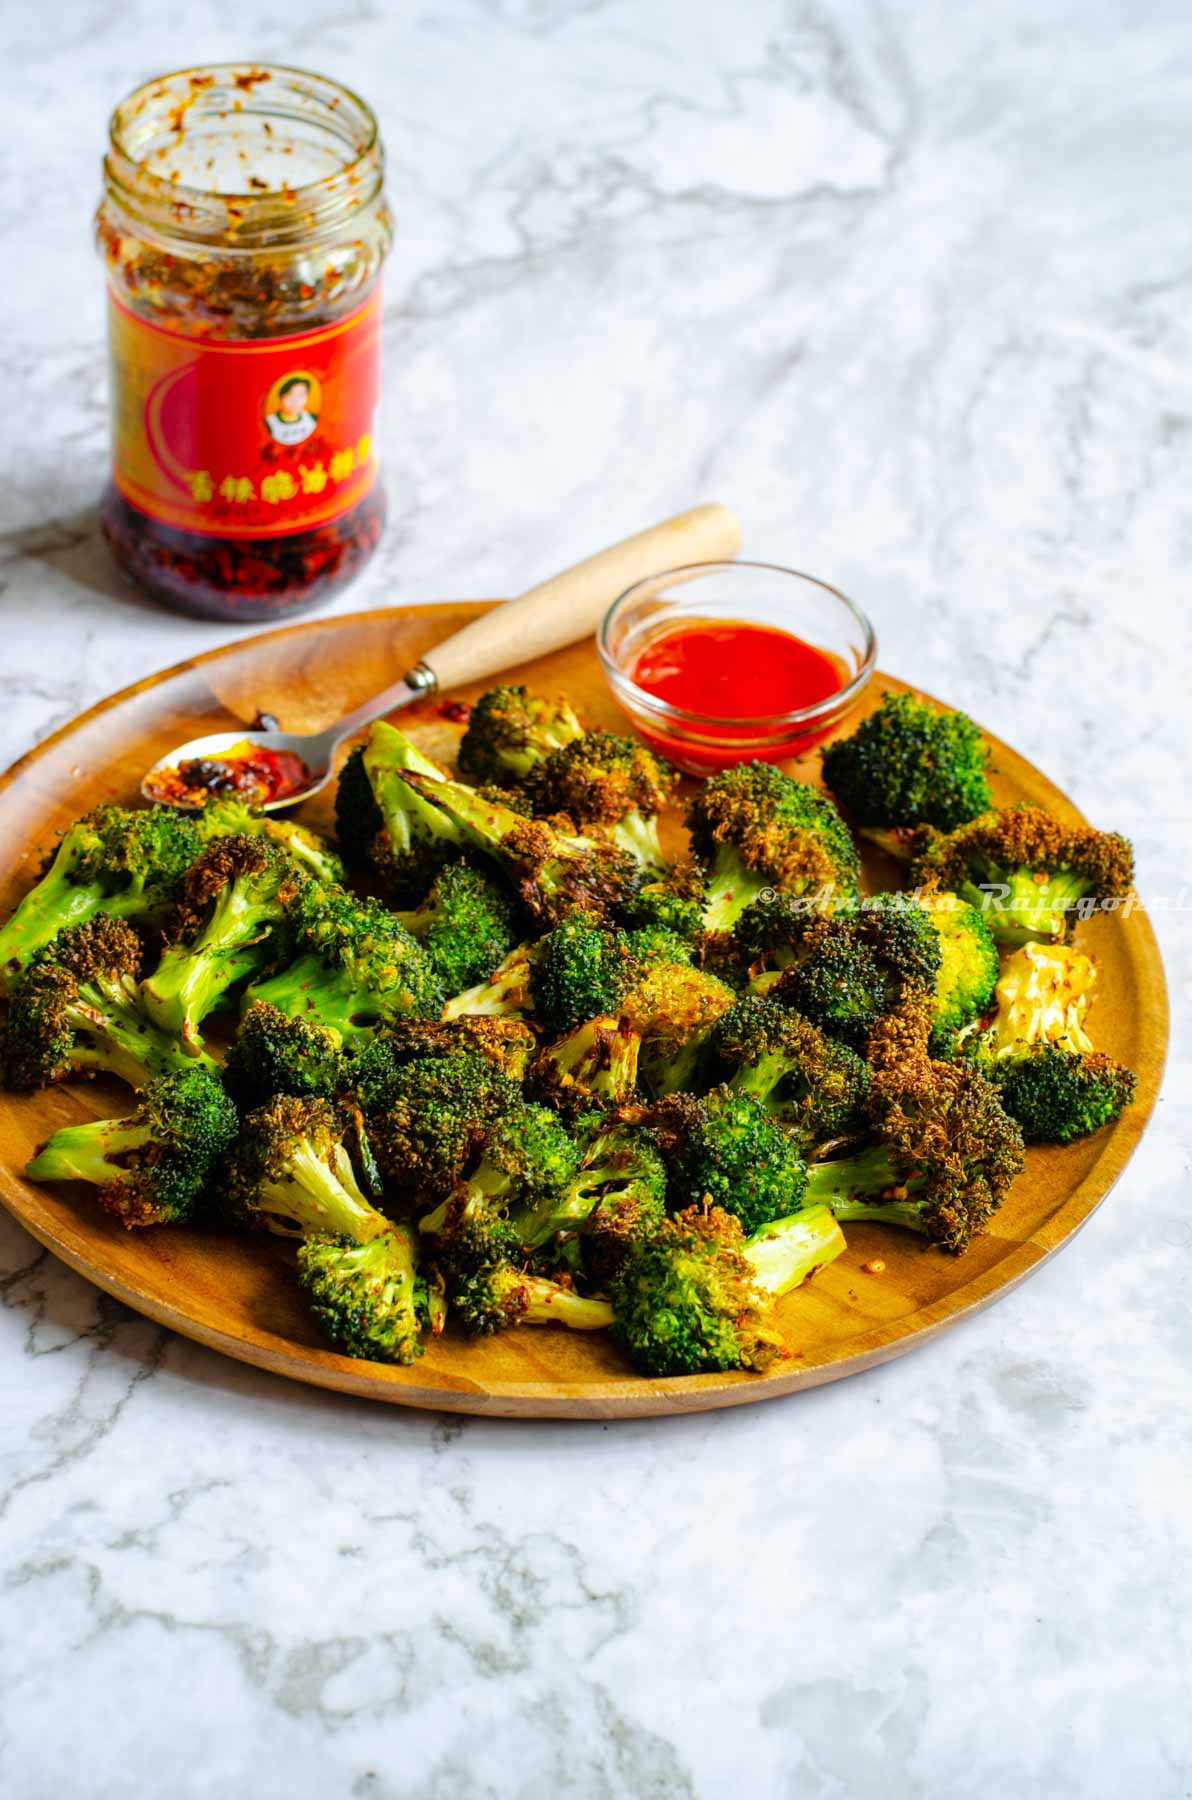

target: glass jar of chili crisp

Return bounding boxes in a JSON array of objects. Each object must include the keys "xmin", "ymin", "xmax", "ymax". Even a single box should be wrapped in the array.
[{"xmin": 96, "ymin": 65, "xmax": 393, "ymax": 621}]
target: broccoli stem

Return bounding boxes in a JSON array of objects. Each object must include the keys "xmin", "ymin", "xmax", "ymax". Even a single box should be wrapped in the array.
[
  {"xmin": 416, "ymin": 1192, "xmax": 459, "ymax": 1239},
  {"xmin": 960, "ymin": 869, "xmax": 1089, "ymax": 946},
  {"xmin": 610, "ymin": 812, "xmax": 666, "ymax": 874},
  {"xmin": 142, "ymin": 886, "xmax": 277, "ymax": 1040},
  {"xmin": 543, "ymin": 1018, "xmax": 641, "ymax": 1106},
  {"xmin": 245, "ymin": 956, "xmax": 372, "ymax": 1043},
  {"xmin": 417, "ymin": 1147, "xmax": 524, "ymax": 1245},
  {"xmin": 395, "ymin": 771, "xmax": 513, "ymax": 859},
  {"xmin": 517, "ymin": 1277, "xmax": 613, "ymax": 1330},
  {"xmin": 425, "ymin": 1265, "xmax": 448, "ymax": 1336},
  {"xmin": 742, "ymin": 1205, "xmax": 846, "ymax": 1295},
  {"xmin": 66, "ymin": 990, "xmax": 212, "ymax": 1089},
  {"xmin": 363, "ymin": 727, "xmax": 463, "ymax": 856},
  {"xmin": 805, "ymin": 1144, "xmax": 928, "ymax": 1233},
  {"xmin": 858, "ymin": 826, "xmax": 922, "ymax": 864},
  {"xmin": 143, "ymin": 944, "xmax": 270, "ymax": 1047},
  {"xmin": 512, "ymin": 1181, "xmax": 599, "ymax": 1250},
  {"xmin": 26, "ymin": 1119, "xmax": 151, "ymax": 1186},
  {"xmin": 724, "ymin": 1055, "xmax": 786, "ymax": 1111},
  {"xmin": 640, "ymin": 1032, "xmax": 711, "ymax": 1099},
  {"xmin": 260, "ymin": 1141, "xmax": 390, "ymax": 1241},
  {"xmin": 442, "ymin": 944, "xmax": 533, "ymax": 1019},
  {"xmin": 702, "ymin": 848, "xmax": 766, "ymax": 933},
  {"xmin": 418, "ymin": 1180, "xmax": 506, "ymax": 1242}
]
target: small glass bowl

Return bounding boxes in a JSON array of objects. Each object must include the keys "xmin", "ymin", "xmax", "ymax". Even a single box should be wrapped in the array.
[{"xmin": 598, "ymin": 560, "xmax": 877, "ymax": 776}]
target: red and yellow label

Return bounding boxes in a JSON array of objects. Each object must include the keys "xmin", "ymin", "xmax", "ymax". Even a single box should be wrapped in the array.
[{"xmin": 107, "ymin": 291, "xmax": 382, "ymax": 537}]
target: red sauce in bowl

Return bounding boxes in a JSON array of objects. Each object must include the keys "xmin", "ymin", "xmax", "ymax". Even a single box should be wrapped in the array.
[
  {"xmin": 632, "ymin": 621, "xmax": 843, "ymax": 717},
  {"xmin": 628, "ymin": 621, "xmax": 848, "ymax": 769}
]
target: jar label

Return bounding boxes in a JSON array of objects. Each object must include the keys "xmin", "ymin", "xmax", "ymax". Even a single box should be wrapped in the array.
[{"xmin": 106, "ymin": 292, "xmax": 382, "ymax": 538}]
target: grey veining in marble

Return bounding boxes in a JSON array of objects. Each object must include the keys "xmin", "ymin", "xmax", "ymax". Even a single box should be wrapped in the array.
[{"xmin": 2, "ymin": 2, "xmax": 1190, "ymax": 1795}]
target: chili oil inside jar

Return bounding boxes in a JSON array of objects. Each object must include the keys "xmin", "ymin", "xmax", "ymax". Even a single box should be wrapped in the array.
[{"xmin": 96, "ymin": 65, "xmax": 393, "ymax": 621}]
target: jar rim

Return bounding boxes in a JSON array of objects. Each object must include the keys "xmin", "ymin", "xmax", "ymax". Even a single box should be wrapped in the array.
[{"xmin": 104, "ymin": 63, "xmax": 384, "ymax": 247}]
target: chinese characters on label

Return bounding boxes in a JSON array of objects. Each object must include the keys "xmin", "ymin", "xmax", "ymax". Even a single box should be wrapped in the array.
[{"xmin": 187, "ymin": 436, "xmax": 373, "ymax": 508}]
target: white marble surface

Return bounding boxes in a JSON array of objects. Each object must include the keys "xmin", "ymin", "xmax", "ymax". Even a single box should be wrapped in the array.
[{"xmin": 2, "ymin": 2, "xmax": 1190, "ymax": 1795}]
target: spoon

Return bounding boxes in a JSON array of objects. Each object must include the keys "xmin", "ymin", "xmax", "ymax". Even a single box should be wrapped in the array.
[{"xmin": 141, "ymin": 504, "xmax": 743, "ymax": 813}]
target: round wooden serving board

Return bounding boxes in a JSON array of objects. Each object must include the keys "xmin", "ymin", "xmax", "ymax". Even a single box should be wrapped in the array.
[{"xmin": 0, "ymin": 605, "xmax": 1168, "ymax": 1418}]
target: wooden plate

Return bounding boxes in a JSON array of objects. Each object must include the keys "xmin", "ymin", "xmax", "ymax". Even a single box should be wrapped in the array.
[{"xmin": 0, "ymin": 606, "xmax": 1168, "ymax": 1417}]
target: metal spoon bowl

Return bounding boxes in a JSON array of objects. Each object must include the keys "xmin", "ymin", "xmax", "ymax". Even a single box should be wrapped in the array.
[{"xmin": 140, "ymin": 675, "xmax": 426, "ymax": 812}]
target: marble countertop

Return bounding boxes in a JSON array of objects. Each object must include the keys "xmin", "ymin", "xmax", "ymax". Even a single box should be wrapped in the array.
[{"xmin": 2, "ymin": 3, "xmax": 1189, "ymax": 1794}]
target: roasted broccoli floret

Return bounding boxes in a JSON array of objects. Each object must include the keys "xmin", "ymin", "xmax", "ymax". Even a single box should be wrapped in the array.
[
  {"xmin": 334, "ymin": 743, "xmax": 385, "ymax": 871},
  {"xmin": 357, "ymin": 722, "xmax": 468, "ymax": 901},
  {"xmin": 25, "ymin": 1067, "xmax": 237, "ymax": 1227},
  {"xmin": 910, "ymin": 805, "xmax": 1134, "ymax": 946},
  {"xmin": 140, "ymin": 834, "xmax": 304, "ymax": 1048},
  {"xmin": 609, "ymin": 1202, "xmax": 844, "ymax": 1376},
  {"xmin": 352, "ymin": 1048, "xmax": 518, "ymax": 1198},
  {"xmin": 530, "ymin": 1016, "xmax": 641, "ymax": 1117},
  {"xmin": 224, "ymin": 1094, "xmax": 433, "ymax": 1360},
  {"xmin": 197, "ymin": 797, "xmax": 346, "ymax": 886},
  {"xmin": 621, "ymin": 962, "xmax": 737, "ymax": 1098},
  {"xmin": 621, "ymin": 861, "xmax": 707, "ymax": 945},
  {"xmin": 525, "ymin": 730, "xmax": 678, "ymax": 871},
  {"xmin": 993, "ymin": 1045, "xmax": 1136, "ymax": 1144},
  {"xmin": 475, "ymin": 782, "xmax": 535, "ymax": 816},
  {"xmin": 686, "ymin": 762, "xmax": 859, "ymax": 932},
  {"xmin": 529, "ymin": 919, "xmax": 631, "ymax": 1034},
  {"xmin": 393, "ymin": 859, "xmax": 517, "ymax": 994},
  {"xmin": 457, "ymin": 684, "xmax": 584, "ymax": 784},
  {"xmin": 399, "ymin": 768, "xmax": 638, "ymax": 929},
  {"xmin": 222, "ymin": 1002, "xmax": 346, "ymax": 1111},
  {"xmin": 243, "ymin": 885, "xmax": 444, "ymax": 1045},
  {"xmin": 441, "ymin": 940, "xmax": 535, "ymax": 1020},
  {"xmin": 731, "ymin": 889, "xmax": 826, "ymax": 978},
  {"xmin": 993, "ymin": 1044, "xmax": 1137, "ymax": 1137},
  {"xmin": 419, "ymin": 1103, "xmax": 580, "ymax": 1246},
  {"xmin": 527, "ymin": 920, "xmax": 697, "ymax": 1041},
  {"xmin": 507, "ymin": 1123, "xmax": 608, "ymax": 1252},
  {"xmin": 961, "ymin": 941, "xmax": 1135, "ymax": 1144},
  {"xmin": 709, "ymin": 995, "xmax": 870, "ymax": 1150},
  {"xmin": 625, "ymin": 925, "xmax": 695, "ymax": 969},
  {"xmin": 3, "ymin": 917, "xmax": 214, "ymax": 1092},
  {"xmin": 648, "ymin": 1087, "xmax": 808, "ymax": 1235},
  {"xmin": 773, "ymin": 898, "xmax": 942, "ymax": 1050},
  {"xmin": 418, "ymin": 1112, "xmax": 612, "ymax": 1337},
  {"xmin": 221, "ymin": 1094, "xmax": 392, "ymax": 1240},
  {"xmin": 563, "ymin": 1117, "xmax": 669, "ymax": 1285},
  {"xmin": 369, "ymin": 1015, "xmax": 538, "ymax": 1083},
  {"xmin": 297, "ymin": 1226, "xmax": 431, "ymax": 1364},
  {"xmin": 804, "ymin": 1029, "xmax": 1025, "ymax": 1252},
  {"xmin": 822, "ymin": 691, "xmax": 992, "ymax": 831},
  {"xmin": 0, "ymin": 804, "xmax": 203, "ymax": 994},
  {"xmin": 448, "ymin": 1257, "xmax": 614, "ymax": 1337},
  {"xmin": 927, "ymin": 891, "xmax": 999, "ymax": 1037}
]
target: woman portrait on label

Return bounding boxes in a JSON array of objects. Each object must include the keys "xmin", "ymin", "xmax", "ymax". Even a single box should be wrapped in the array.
[{"xmin": 265, "ymin": 373, "xmax": 320, "ymax": 446}]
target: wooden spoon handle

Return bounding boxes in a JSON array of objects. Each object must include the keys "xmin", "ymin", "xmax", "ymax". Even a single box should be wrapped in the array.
[{"xmin": 417, "ymin": 503, "xmax": 743, "ymax": 693}]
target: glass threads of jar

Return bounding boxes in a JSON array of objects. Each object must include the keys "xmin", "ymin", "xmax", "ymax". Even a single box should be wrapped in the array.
[{"xmin": 96, "ymin": 65, "xmax": 393, "ymax": 621}]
